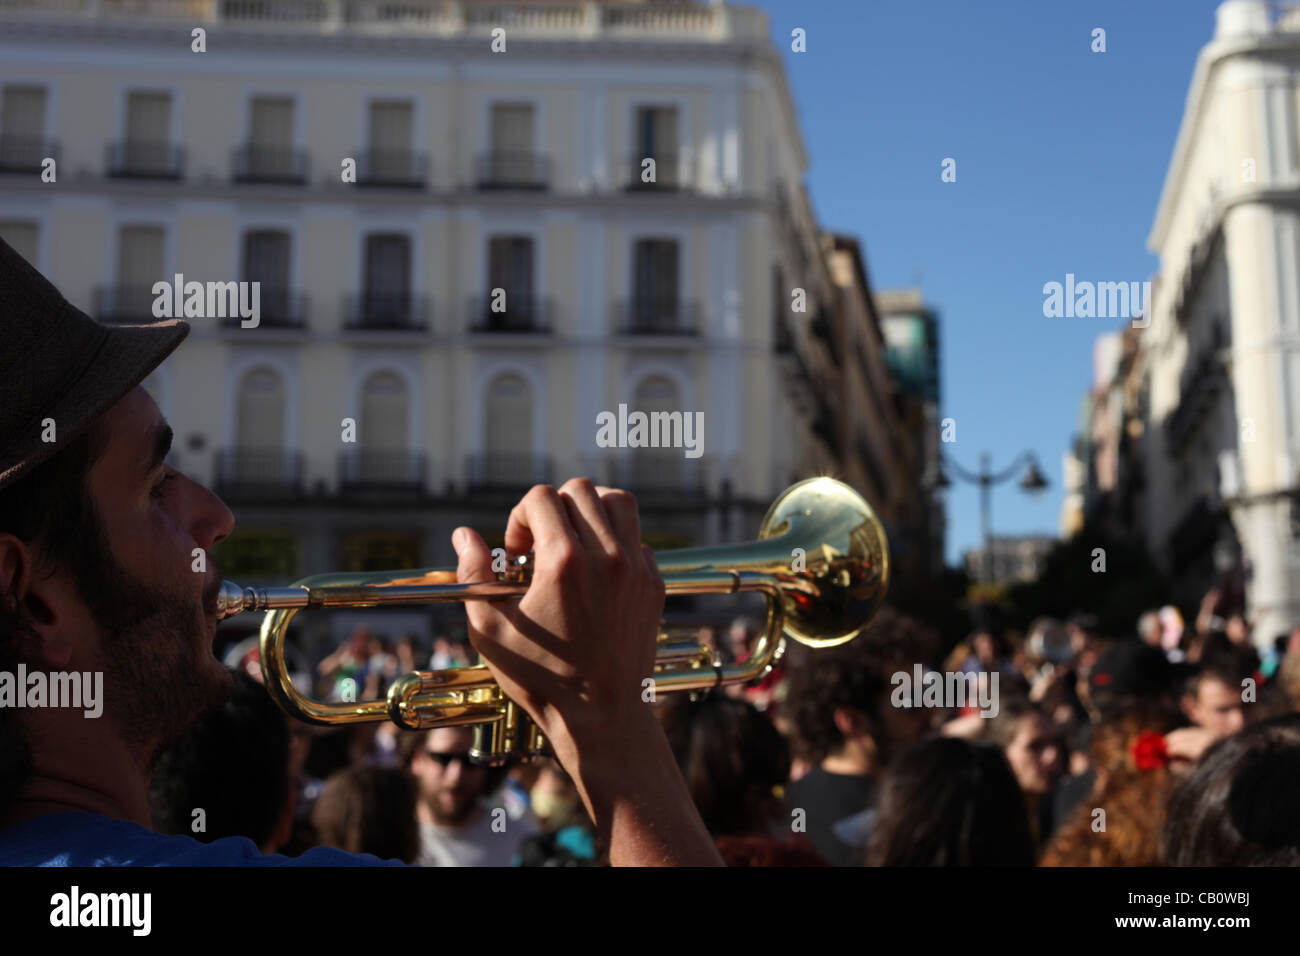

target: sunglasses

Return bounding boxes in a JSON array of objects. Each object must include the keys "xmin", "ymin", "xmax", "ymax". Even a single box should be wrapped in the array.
[{"xmin": 425, "ymin": 750, "xmax": 477, "ymax": 768}]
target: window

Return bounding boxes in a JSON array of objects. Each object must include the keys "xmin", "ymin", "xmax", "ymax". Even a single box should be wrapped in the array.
[
  {"xmin": 486, "ymin": 103, "xmax": 537, "ymax": 185},
  {"xmin": 485, "ymin": 236, "xmax": 536, "ymax": 328},
  {"xmin": 0, "ymin": 85, "xmax": 46, "ymax": 171},
  {"xmin": 121, "ymin": 91, "xmax": 174, "ymax": 175},
  {"xmin": 242, "ymin": 97, "xmax": 297, "ymax": 181},
  {"xmin": 243, "ymin": 230, "xmax": 291, "ymax": 323},
  {"xmin": 632, "ymin": 239, "xmax": 680, "ymax": 330},
  {"xmin": 367, "ymin": 100, "xmax": 413, "ymax": 182},
  {"xmin": 361, "ymin": 234, "xmax": 412, "ymax": 326},
  {"xmin": 114, "ymin": 225, "xmax": 164, "ymax": 318}
]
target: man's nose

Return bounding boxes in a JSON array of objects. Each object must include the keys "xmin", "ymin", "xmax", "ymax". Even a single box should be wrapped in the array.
[{"xmin": 183, "ymin": 473, "xmax": 236, "ymax": 549}]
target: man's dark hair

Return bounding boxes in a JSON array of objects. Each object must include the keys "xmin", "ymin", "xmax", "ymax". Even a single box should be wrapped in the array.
[
  {"xmin": 656, "ymin": 691, "xmax": 789, "ymax": 836},
  {"xmin": 784, "ymin": 607, "xmax": 937, "ymax": 764},
  {"xmin": 148, "ymin": 669, "xmax": 287, "ymax": 849},
  {"xmin": 1163, "ymin": 714, "xmax": 1300, "ymax": 865},
  {"xmin": 866, "ymin": 737, "xmax": 1035, "ymax": 866},
  {"xmin": 1184, "ymin": 654, "xmax": 1248, "ymax": 701},
  {"xmin": 0, "ymin": 422, "xmax": 109, "ymax": 819},
  {"xmin": 311, "ymin": 764, "xmax": 419, "ymax": 863},
  {"xmin": 984, "ymin": 696, "xmax": 1042, "ymax": 750}
]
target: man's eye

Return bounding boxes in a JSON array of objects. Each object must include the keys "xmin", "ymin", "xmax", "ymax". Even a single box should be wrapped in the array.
[{"xmin": 151, "ymin": 472, "xmax": 179, "ymax": 500}]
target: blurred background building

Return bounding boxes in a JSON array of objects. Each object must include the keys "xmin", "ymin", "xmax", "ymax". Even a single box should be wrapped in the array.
[
  {"xmin": 0, "ymin": 0, "xmax": 940, "ymax": 650},
  {"xmin": 961, "ymin": 534, "xmax": 1055, "ymax": 588},
  {"xmin": 1068, "ymin": 0, "xmax": 1300, "ymax": 647}
]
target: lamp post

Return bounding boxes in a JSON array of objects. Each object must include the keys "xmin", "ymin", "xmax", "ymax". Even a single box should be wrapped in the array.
[{"xmin": 937, "ymin": 451, "xmax": 1050, "ymax": 584}]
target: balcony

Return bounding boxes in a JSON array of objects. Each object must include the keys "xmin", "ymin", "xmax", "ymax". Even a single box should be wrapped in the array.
[
  {"xmin": 343, "ymin": 292, "xmax": 429, "ymax": 331},
  {"xmin": 0, "ymin": 136, "xmax": 57, "ymax": 174},
  {"xmin": 466, "ymin": 452, "xmax": 553, "ymax": 490},
  {"xmin": 474, "ymin": 151, "xmax": 550, "ymax": 190},
  {"xmin": 607, "ymin": 453, "xmax": 704, "ymax": 498},
  {"xmin": 621, "ymin": 154, "xmax": 691, "ymax": 192},
  {"xmin": 106, "ymin": 140, "xmax": 185, "ymax": 180},
  {"xmin": 214, "ymin": 448, "xmax": 303, "ymax": 497},
  {"xmin": 94, "ymin": 285, "xmax": 160, "ymax": 324},
  {"xmin": 231, "ymin": 145, "xmax": 309, "ymax": 185},
  {"xmin": 338, "ymin": 449, "xmax": 427, "ymax": 493},
  {"xmin": 353, "ymin": 150, "xmax": 428, "ymax": 188},
  {"xmin": 614, "ymin": 297, "xmax": 701, "ymax": 336},
  {"xmin": 217, "ymin": 289, "xmax": 308, "ymax": 330},
  {"xmin": 0, "ymin": 3, "xmax": 770, "ymax": 46},
  {"xmin": 466, "ymin": 293, "xmax": 553, "ymax": 334}
]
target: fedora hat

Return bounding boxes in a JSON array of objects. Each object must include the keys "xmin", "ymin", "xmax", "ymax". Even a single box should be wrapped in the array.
[{"xmin": 0, "ymin": 235, "xmax": 189, "ymax": 491}]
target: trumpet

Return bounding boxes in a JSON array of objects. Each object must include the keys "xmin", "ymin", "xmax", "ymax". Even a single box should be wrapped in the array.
[{"xmin": 215, "ymin": 476, "xmax": 888, "ymax": 764}]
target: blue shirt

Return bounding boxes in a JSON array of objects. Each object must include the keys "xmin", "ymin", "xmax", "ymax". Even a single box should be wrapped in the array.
[{"xmin": 0, "ymin": 812, "xmax": 406, "ymax": 867}]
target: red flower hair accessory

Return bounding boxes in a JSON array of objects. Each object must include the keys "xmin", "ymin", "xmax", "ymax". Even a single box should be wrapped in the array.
[{"xmin": 1132, "ymin": 730, "xmax": 1169, "ymax": 771}]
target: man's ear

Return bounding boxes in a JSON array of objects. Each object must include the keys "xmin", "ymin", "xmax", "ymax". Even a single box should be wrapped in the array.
[{"xmin": 0, "ymin": 532, "xmax": 73, "ymax": 670}]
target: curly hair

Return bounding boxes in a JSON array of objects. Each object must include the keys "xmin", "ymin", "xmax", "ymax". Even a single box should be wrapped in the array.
[
  {"xmin": 1039, "ymin": 704, "xmax": 1182, "ymax": 866},
  {"xmin": 783, "ymin": 607, "xmax": 937, "ymax": 764}
]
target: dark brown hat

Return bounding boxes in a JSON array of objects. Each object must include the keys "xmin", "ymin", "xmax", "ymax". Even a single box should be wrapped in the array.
[{"xmin": 0, "ymin": 235, "xmax": 189, "ymax": 491}]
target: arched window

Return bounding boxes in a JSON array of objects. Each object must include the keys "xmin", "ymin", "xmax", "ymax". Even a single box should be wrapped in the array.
[
  {"xmin": 631, "ymin": 375, "xmax": 683, "ymax": 490},
  {"xmin": 234, "ymin": 367, "xmax": 288, "ymax": 484},
  {"xmin": 355, "ymin": 371, "xmax": 412, "ymax": 484},
  {"xmin": 482, "ymin": 372, "xmax": 534, "ymax": 486}
]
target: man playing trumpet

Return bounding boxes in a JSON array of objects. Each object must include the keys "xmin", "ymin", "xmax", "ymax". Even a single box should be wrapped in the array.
[{"xmin": 0, "ymin": 237, "xmax": 721, "ymax": 866}]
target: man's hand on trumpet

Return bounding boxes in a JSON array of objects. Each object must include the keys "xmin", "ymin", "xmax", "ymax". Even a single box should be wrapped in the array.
[{"xmin": 452, "ymin": 477, "xmax": 723, "ymax": 866}]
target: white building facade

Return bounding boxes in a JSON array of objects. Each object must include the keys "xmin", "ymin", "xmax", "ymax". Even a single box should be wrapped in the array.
[
  {"xmin": 1146, "ymin": 0, "xmax": 1300, "ymax": 645},
  {"xmin": 0, "ymin": 0, "xmax": 874, "ymax": 642}
]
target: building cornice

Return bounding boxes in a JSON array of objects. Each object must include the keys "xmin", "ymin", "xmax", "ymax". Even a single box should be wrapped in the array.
[{"xmin": 1149, "ymin": 31, "xmax": 1300, "ymax": 252}]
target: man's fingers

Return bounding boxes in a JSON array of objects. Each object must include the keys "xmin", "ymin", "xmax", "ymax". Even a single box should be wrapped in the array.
[
  {"xmin": 558, "ymin": 478, "xmax": 620, "ymax": 556},
  {"xmin": 504, "ymin": 484, "xmax": 579, "ymax": 559},
  {"xmin": 595, "ymin": 485, "xmax": 642, "ymax": 552},
  {"xmin": 453, "ymin": 525, "xmax": 500, "ymax": 639}
]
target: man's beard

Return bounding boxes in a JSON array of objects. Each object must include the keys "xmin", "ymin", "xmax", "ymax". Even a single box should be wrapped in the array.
[{"xmin": 76, "ymin": 527, "xmax": 232, "ymax": 764}]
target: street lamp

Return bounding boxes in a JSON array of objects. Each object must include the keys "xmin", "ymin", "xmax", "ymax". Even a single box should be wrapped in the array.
[{"xmin": 940, "ymin": 450, "xmax": 1050, "ymax": 584}]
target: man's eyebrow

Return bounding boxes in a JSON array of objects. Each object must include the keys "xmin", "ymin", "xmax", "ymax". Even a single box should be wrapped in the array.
[{"xmin": 144, "ymin": 422, "xmax": 174, "ymax": 476}]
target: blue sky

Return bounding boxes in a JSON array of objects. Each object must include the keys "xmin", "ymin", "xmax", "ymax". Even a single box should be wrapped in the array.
[{"xmin": 750, "ymin": 0, "xmax": 1225, "ymax": 565}]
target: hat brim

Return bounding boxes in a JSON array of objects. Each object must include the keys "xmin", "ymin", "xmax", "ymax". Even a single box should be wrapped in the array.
[{"xmin": 0, "ymin": 318, "xmax": 189, "ymax": 490}]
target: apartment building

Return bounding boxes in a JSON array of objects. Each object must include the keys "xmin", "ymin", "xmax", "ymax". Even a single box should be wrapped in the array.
[{"xmin": 0, "ymin": 0, "xmax": 917, "ymax": 643}]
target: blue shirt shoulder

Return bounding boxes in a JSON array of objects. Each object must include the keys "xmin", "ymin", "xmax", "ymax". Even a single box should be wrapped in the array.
[{"xmin": 0, "ymin": 812, "xmax": 406, "ymax": 867}]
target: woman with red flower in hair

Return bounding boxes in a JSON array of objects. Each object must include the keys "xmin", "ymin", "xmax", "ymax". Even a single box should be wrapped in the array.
[{"xmin": 1039, "ymin": 704, "xmax": 1183, "ymax": 866}]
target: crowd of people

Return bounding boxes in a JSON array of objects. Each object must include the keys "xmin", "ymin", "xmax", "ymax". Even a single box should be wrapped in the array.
[{"xmin": 152, "ymin": 586, "xmax": 1300, "ymax": 866}]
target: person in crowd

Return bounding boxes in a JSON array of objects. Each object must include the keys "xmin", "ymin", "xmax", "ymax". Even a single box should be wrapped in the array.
[
  {"xmin": 149, "ymin": 670, "xmax": 294, "ymax": 853},
  {"xmin": 656, "ymin": 691, "xmax": 825, "ymax": 866},
  {"xmin": 311, "ymin": 764, "xmax": 419, "ymax": 863},
  {"xmin": 782, "ymin": 608, "xmax": 935, "ymax": 866},
  {"xmin": 1163, "ymin": 714, "xmax": 1300, "ymax": 866},
  {"xmin": 397, "ymin": 726, "xmax": 538, "ymax": 866},
  {"xmin": 1181, "ymin": 655, "xmax": 1251, "ymax": 741},
  {"xmin": 1039, "ymin": 704, "xmax": 1183, "ymax": 866},
  {"xmin": 317, "ymin": 627, "xmax": 375, "ymax": 702},
  {"xmin": 985, "ymin": 697, "xmax": 1064, "ymax": 848},
  {"xmin": 865, "ymin": 737, "xmax": 1035, "ymax": 866},
  {"xmin": 516, "ymin": 758, "xmax": 600, "ymax": 866}
]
